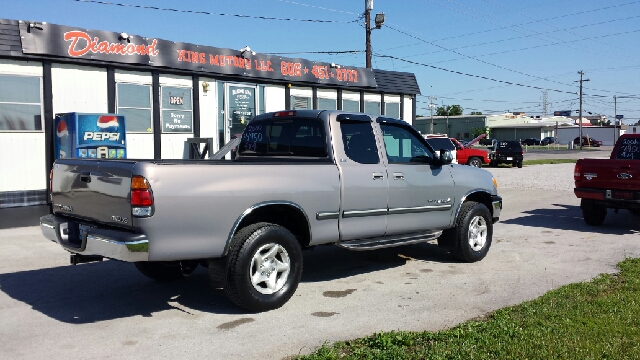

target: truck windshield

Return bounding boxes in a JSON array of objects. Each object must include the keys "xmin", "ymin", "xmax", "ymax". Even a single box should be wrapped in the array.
[{"xmin": 238, "ymin": 118, "xmax": 327, "ymax": 157}]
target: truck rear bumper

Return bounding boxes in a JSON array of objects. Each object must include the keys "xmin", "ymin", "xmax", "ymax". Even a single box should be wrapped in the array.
[
  {"xmin": 40, "ymin": 214, "xmax": 149, "ymax": 262},
  {"xmin": 575, "ymin": 188, "xmax": 640, "ymax": 209}
]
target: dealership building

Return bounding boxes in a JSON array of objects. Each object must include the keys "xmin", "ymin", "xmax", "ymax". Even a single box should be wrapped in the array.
[{"xmin": 0, "ymin": 18, "xmax": 420, "ymax": 222}]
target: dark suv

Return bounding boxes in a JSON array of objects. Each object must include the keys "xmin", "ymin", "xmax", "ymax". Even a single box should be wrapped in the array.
[{"xmin": 489, "ymin": 140, "xmax": 524, "ymax": 168}]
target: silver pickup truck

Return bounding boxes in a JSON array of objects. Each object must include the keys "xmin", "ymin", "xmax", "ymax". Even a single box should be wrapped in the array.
[{"xmin": 40, "ymin": 110, "xmax": 502, "ymax": 312}]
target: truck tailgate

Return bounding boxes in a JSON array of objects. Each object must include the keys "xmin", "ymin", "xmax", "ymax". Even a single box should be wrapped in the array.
[
  {"xmin": 576, "ymin": 159, "xmax": 640, "ymax": 191},
  {"xmin": 51, "ymin": 158, "xmax": 136, "ymax": 228}
]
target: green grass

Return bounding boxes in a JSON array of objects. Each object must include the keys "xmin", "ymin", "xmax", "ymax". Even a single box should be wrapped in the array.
[
  {"xmin": 522, "ymin": 159, "xmax": 578, "ymax": 165},
  {"xmin": 296, "ymin": 258, "xmax": 640, "ymax": 360}
]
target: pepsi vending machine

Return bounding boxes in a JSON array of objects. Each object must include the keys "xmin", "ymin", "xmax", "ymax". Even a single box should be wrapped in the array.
[{"xmin": 54, "ymin": 113, "xmax": 126, "ymax": 159}]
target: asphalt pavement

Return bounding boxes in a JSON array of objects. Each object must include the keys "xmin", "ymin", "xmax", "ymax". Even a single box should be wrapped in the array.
[{"xmin": 1, "ymin": 159, "xmax": 639, "ymax": 359}]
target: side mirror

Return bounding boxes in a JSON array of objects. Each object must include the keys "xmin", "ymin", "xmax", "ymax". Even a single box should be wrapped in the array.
[{"xmin": 439, "ymin": 149, "xmax": 453, "ymax": 165}]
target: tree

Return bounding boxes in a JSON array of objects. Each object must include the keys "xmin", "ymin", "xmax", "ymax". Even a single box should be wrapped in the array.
[
  {"xmin": 470, "ymin": 111, "xmax": 483, "ymax": 115},
  {"xmin": 471, "ymin": 126, "xmax": 490, "ymax": 139},
  {"xmin": 436, "ymin": 104, "xmax": 463, "ymax": 116}
]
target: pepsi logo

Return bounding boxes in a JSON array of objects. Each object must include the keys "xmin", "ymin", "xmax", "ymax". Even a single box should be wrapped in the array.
[{"xmin": 57, "ymin": 120, "xmax": 69, "ymax": 146}]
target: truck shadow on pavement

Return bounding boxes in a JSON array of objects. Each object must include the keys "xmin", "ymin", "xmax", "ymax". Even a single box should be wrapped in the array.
[
  {"xmin": 501, "ymin": 204, "xmax": 640, "ymax": 235},
  {"xmin": 0, "ymin": 242, "xmax": 456, "ymax": 323}
]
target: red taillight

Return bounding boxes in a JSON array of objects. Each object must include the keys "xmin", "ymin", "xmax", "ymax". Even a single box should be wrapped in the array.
[
  {"xmin": 273, "ymin": 111, "xmax": 296, "ymax": 117},
  {"xmin": 131, "ymin": 190, "xmax": 153, "ymax": 206},
  {"xmin": 574, "ymin": 163, "xmax": 582, "ymax": 181},
  {"xmin": 131, "ymin": 175, "xmax": 153, "ymax": 206}
]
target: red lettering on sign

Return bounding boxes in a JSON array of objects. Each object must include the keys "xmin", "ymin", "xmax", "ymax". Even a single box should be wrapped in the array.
[
  {"xmin": 209, "ymin": 54, "xmax": 219, "ymax": 65},
  {"xmin": 64, "ymin": 31, "xmax": 159, "ymax": 58},
  {"xmin": 199, "ymin": 53, "xmax": 205, "ymax": 64}
]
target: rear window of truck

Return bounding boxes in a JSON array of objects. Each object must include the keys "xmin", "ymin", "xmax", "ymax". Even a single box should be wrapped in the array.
[
  {"xmin": 238, "ymin": 118, "xmax": 327, "ymax": 157},
  {"xmin": 616, "ymin": 137, "xmax": 640, "ymax": 160}
]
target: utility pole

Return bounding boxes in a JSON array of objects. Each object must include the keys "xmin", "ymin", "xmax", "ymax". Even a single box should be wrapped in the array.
[
  {"xmin": 541, "ymin": 90, "xmax": 549, "ymax": 117},
  {"xmin": 364, "ymin": 0, "xmax": 384, "ymax": 69},
  {"xmin": 429, "ymin": 95, "xmax": 437, "ymax": 134},
  {"xmin": 614, "ymin": 95, "xmax": 617, "ymax": 144},
  {"xmin": 576, "ymin": 71, "xmax": 589, "ymax": 150},
  {"xmin": 365, "ymin": 0, "xmax": 372, "ymax": 69}
]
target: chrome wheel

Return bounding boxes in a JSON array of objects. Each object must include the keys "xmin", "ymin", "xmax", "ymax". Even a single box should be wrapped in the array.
[
  {"xmin": 469, "ymin": 157, "xmax": 482, "ymax": 168},
  {"xmin": 467, "ymin": 215, "xmax": 488, "ymax": 251},
  {"xmin": 250, "ymin": 243, "xmax": 291, "ymax": 294}
]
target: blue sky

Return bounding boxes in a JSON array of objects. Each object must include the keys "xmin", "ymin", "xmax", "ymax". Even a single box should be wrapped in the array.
[{"xmin": 3, "ymin": 0, "xmax": 639, "ymax": 124}]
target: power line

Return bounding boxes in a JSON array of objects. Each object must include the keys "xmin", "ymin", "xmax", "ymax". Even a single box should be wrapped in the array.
[
  {"xmin": 73, "ymin": 0, "xmax": 360, "ymax": 23},
  {"xmin": 385, "ymin": 25, "xmax": 579, "ymax": 89},
  {"xmin": 374, "ymin": 53, "xmax": 576, "ymax": 95}
]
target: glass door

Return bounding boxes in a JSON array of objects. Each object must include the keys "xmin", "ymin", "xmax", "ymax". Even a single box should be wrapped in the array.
[{"xmin": 225, "ymin": 84, "xmax": 257, "ymax": 145}]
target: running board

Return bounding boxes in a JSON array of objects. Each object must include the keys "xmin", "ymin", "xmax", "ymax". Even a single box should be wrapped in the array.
[{"xmin": 336, "ymin": 230, "xmax": 443, "ymax": 251}]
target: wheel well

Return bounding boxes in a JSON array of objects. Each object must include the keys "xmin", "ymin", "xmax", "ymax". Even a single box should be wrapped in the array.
[
  {"xmin": 234, "ymin": 204, "xmax": 311, "ymax": 248},
  {"xmin": 462, "ymin": 192, "xmax": 493, "ymax": 216}
]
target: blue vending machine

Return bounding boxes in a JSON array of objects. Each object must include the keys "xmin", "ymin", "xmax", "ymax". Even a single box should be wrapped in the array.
[{"xmin": 54, "ymin": 113, "xmax": 126, "ymax": 159}]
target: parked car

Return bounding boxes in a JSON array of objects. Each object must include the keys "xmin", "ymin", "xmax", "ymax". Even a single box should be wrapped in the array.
[
  {"xmin": 540, "ymin": 136, "xmax": 556, "ymax": 146},
  {"xmin": 447, "ymin": 138, "xmax": 490, "ymax": 168},
  {"xmin": 574, "ymin": 136, "xmax": 602, "ymax": 147},
  {"xmin": 423, "ymin": 135, "xmax": 458, "ymax": 164},
  {"xmin": 488, "ymin": 140, "xmax": 524, "ymax": 168},
  {"xmin": 521, "ymin": 138, "xmax": 540, "ymax": 146}
]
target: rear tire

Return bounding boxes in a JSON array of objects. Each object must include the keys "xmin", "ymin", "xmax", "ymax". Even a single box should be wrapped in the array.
[
  {"xmin": 224, "ymin": 222, "xmax": 302, "ymax": 312},
  {"xmin": 135, "ymin": 261, "xmax": 194, "ymax": 281},
  {"xmin": 517, "ymin": 161, "xmax": 523, "ymax": 168},
  {"xmin": 438, "ymin": 201, "xmax": 492, "ymax": 262},
  {"xmin": 581, "ymin": 199, "xmax": 606, "ymax": 226},
  {"xmin": 468, "ymin": 157, "xmax": 482, "ymax": 168}
]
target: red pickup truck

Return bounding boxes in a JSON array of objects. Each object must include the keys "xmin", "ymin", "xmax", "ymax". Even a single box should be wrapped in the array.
[
  {"xmin": 574, "ymin": 133, "xmax": 640, "ymax": 225},
  {"xmin": 450, "ymin": 138, "xmax": 490, "ymax": 168}
]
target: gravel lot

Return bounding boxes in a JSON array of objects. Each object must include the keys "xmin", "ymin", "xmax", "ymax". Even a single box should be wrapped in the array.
[{"xmin": 1, "ymin": 156, "xmax": 639, "ymax": 360}]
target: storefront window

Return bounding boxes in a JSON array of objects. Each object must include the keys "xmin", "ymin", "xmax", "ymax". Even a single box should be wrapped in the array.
[
  {"xmin": 364, "ymin": 101, "xmax": 381, "ymax": 116},
  {"xmin": 0, "ymin": 75, "xmax": 42, "ymax": 131},
  {"xmin": 161, "ymin": 86, "xmax": 193, "ymax": 133},
  {"xmin": 385, "ymin": 102, "xmax": 400, "ymax": 118},
  {"xmin": 318, "ymin": 98, "xmax": 337, "ymax": 110},
  {"xmin": 116, "ymin": 83, "xmax": 152, "ymax": 133},
  {"xmin": 342, "ymin": 99, "xmax": 360, "ymax": 112},
  {"xmin": 291, "ymin": 96, "xmax": 311, "ymax": 110}
]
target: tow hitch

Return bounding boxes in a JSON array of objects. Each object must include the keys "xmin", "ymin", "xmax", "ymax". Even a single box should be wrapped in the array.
[{"xmin": 70, "ymin": 254, "xmax": 104, "ymax": 265}]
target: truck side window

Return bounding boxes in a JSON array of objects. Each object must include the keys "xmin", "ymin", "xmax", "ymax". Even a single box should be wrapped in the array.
[
  {"xmin": 380, "ymin": 124, "xmax": 432, "ymax": 164},
  {"xmin": 340, "ymin": 122, "xmax": 379, "ymax": 164},
  {"xmin": 238, "ymin": 118, "xmax": 327, "ymax": 157}
]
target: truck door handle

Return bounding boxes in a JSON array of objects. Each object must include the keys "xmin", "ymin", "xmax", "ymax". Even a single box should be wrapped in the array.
[
  {"xmin": 393, "ymin": 172, "xmax": 405, "ymax": 180},
  {"xmin": 372, "ymin": 172, "xmax": 384, "ymax": 180},
  {"xmin": 80, "ymin": 173, "xmax": 91, "ymax": 183}
]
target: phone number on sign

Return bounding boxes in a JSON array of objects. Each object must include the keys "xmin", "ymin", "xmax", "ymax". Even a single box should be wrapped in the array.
[{"xmin": 280, "ymin": 61, "xmax": 359, "ymax": 83}]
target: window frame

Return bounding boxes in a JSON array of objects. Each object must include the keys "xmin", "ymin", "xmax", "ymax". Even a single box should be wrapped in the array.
[
  {"xmin": 0, "ymin": 73, "xmax": 44, "ymax": 133},
  {"xmin": 115, "ymin": 82, "xmax": 153, "ymax": 133}
]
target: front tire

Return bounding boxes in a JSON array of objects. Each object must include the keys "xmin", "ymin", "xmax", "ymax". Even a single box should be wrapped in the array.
[
  {"xmin": 468, "ymin": 157, "xmax": 482, "ymax": 168},
  {"xmin": 224, "ymin": 222, "xmax": 302, "ymax": 312},
  {"xmin": 581, "ymin": 199, "xmax": 606, "ymax": 226},
  {"xmin": 438, "ymin": 201, "xmax": 492, "ymax": 262}
]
